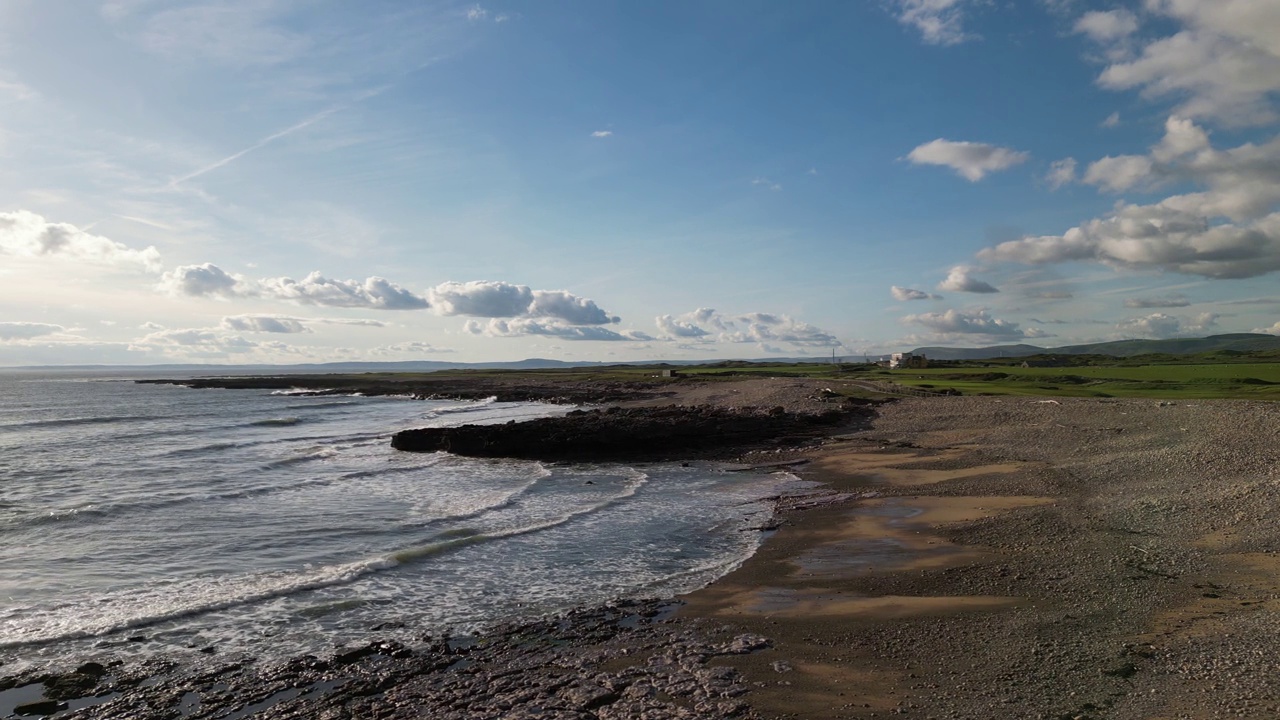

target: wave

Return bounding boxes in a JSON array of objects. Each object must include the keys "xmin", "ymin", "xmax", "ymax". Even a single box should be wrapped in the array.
[
  {"xmin": 2, "ymin": 456, "xmax": 447, "ymax": 530},
  {"xmin": 0, "ymin": 415, "xmax": 155, "ymax": 432},
  {"xmin": 421, "ymin": 397, "xmax": 499, "ymax": 419},
  {"xmin": 281, "ymin": 401, "xmax": 357, "ymax": 410},
  {"xmin": 0, "ymin": 470, "xmax": 652, "ymax": 649},
  {"xmin": 250, "ymin": 417, "xmax": 303, "ymax": 427}
]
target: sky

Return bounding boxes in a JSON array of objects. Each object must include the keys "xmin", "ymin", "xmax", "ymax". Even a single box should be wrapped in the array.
[{"xmin": 2, "ymin": 0, "xmax": 1280, "ymax": 365}]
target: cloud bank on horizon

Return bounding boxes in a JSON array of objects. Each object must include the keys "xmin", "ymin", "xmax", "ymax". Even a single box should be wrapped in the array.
[{"xmin": 2, "ymin": 0, "xmax": 1280, "ymax": 365}]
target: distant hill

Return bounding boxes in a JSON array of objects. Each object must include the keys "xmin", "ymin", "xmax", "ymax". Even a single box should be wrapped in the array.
[
  {"xmin": 911, "ymin": 333, "xmax": 1280, "ymax": 361},
  {"xmin": 5, "ymin": 356, "xmax": 837, "ymax": 374}
]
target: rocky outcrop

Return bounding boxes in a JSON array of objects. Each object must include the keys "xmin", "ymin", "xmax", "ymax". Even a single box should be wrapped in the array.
[{"xmin": 391, "ymin": 405, "xmax": 860, "ymax": 461}]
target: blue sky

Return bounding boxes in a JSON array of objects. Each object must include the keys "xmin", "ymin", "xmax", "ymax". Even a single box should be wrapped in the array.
[{"xmin": 2, "ymin": 0, "xmax": 1279, "ymax": 365}]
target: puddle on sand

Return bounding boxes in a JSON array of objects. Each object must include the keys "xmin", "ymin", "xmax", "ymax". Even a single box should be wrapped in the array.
[
  {"xmin": 0, "ymin": 683, "xmax": 47, "ymax": 718},
  {"xmin": 741, "ymin": 587, "xmax": 1022, "ymax": 619}
]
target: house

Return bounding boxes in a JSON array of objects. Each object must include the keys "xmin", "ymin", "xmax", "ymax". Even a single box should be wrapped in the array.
[{"xmin": 890, "ymin": 352, "xmax": 928, "ymax": 369}]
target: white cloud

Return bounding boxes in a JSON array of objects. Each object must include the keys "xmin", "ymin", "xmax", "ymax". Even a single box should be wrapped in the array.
[
  {"xmin": 891, "ymin": 286, "xmax": 941, "ymax": 301},
  {"xmin": 1102, "ymin": 111, "xmax": 1122, "ymax": 128},
  {"xmin": 466, "ymin": 5, "xmax": 489, "ymax": 21},
  {"xmin": 721, "ymin": 313, "xmax": 841, "ymax": 347},
  {"xmin": 220, "ymin": 315, "xmax": 310, "ymax": 333},
  {"xmin": 1083, "ymin": 154, "xmax": 1155, "ymax": 192},
  {"xmin": 1046, "ymin": 157, "xmax": 1078, "ymax": 189},
  {"xmin": 1151, "ymin": 115, "xmax": 1212, "ymax": 162},
  {"xmin": 1094, "ymin": 0, "xmax": 1280, "ymax": 126},
  {"xmin": 937, "ymin": 266, "xmax": 999, "ymax": 293},
  {"xmin": 1073, "ymin": 9, "xmax": 1140, "ymax": 43},
  {"xmin": 1115, "ymin": 311, "xmax": 1219, "ymax": 339},
  {"xmin": 465, "ymin": 318, "xmax": 649, "ymax": 342},
  {"xmin": 591, "ymin": 130, "xmax": 613, "ymax": 138},
  {"xmin": 1123, "ymin": 294, "xmax": 1191, "ymax": 308},
  {"xmin": 131, "ymin": 327, "xmax": 266, "ymax": 358},
  {"xmin": 890, "ymin": 0, "xmax": 977, "ymax": 46},
  {"xmin": 751, "ymin": 177, "xmax": 782, "ymax": 191},
  {"xmin": 906, "ymin": 139, "xmax": 1029, "ymax": 181},
  {"xmin": 260, "ymin": 272, "xmax": 429, "ymax": 310},
  {"xmin": 429, "ymin": 280, "xmax": 532, "ymax": 318},
  {"xmin": 164, "ymin": 265, "xmax": 429, "ymax": 310},
  {"xmin": 0, "ymin": 210, "xmax": 162, "ymax": 272},
  {"xmin": 527, "ymin": 290, "xmax": 619, "ymax": 325},
  {"xmin": 158, "ymin": 263, "xmax": 250, "ymax": 298},
  {"xmin": 903, "ymin": 308, "xmax": 1033, "ymax": 337},
  {"xmin": 656, "ymin": 313, "xmax": 713, "ymax": 338},
  {"xmin": 1254, "ymin": 320, "xmax": 1280, "ymax": 335},
  {"xmin": 0, "ymin": 322, "xmax": 66, "ymax": 341},
  {"xmin": 981, "ymin": 116, "xmax": 1280, "ymax": 279},
  {"xmin": 429, "ymin": 281, "xmax": 618, "ymax": 324},
  {"xmin": 653, "ymin": 309, "xmax": 840, "ymax": 348}
]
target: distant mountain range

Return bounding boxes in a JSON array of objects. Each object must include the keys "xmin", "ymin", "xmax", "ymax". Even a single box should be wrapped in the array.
[{"xmin": 909, "ymin": 333, "xmax": 1280, "ymax": 361}]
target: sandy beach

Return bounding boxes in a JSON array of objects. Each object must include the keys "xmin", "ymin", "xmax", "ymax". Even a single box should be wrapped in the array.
[
  {"xmin": 6, "ymin": 379, "xmax": 1280, "ymax": 719},
  {"xmin": 683, "ymin": 393, "xmax": 1280, "ymax": 719}
]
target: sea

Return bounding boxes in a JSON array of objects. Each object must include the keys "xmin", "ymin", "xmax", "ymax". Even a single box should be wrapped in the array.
[{"xmin": 0, "ymin": 370, "xmax": 808, "ymax": 675}]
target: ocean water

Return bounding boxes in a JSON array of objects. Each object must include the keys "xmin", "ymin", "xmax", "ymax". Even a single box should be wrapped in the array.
[{"xmin": 0, "ymin": 371, "xmax": 805, "ymax": 673}]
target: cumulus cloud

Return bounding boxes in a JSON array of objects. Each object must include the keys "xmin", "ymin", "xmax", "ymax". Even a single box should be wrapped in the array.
[
  {"xmin": 528, "ymin": 290, "xmax": 619, "ymax": 325},
  {"xmin": 261, "ymin": 272, "xmax": 429, "ymax": 310},
  {"xmin": 1102, "ymin": 111, "xmax": 1122, "ymax": 128},
  {"xmin": 429, "ymin": 280, "xmax": 532, "ymax": 318},
  {"xmin": 160, "ymin": 264, "xmax": 430, "ymax": 310},
  {"xmin": 0, "ymin": 210, "xmax": 161, "ymax": 272},
  {"xmin": 1123, "ymin": 294, "xmax": 1192, "ymax": 308},
  {"xmin": 465, "ymin": 318, "xmax": 650, "ymax": 342},
  {"xmin": 1073, "ymin": 9, "xmax": 1139, "ymax": 43},
  {"xmin": 1116, "ymin": 311, "xmax": 1219, "ymax": 339},
  {"xmin": 1254, "ymin": 320, "xmax": 1280, "ymax": 335},
  {"xmin": 1083, "ymin": 154, "xmax": 1155, "ymax": 192},
  {"xmin": 980, "ymin": 116, "xmax": 1280, "ymax": 279},
  {"xmin": 1046, "ymin": 158, "xmax": 1078, "ymax": 189},
  {"xmin": 903, "ymin": 308, "xmax": 1034, "ymax": 337},
  {"xmin": 655, "ymin": 313, "xmax": 713, "ymax": 338},
  {"xmin": 0, "ymin": 322, "xmax": 66, "ymax": 341},
  {"xmin": 906, "ymin": 139, "xmax": 1029, "ymax": 181},
  {"xmin": 937, "ymin": 266, "xmax": 999, "ymax": 293},
  {"xmin": 591, "ymin": 130, "xmax": 613, "ymax": 138},
  {"xmin": 890, "ymin": 0, "xmax": 977, "ymax": 46},
  {"xmin": 891, "ymin": 286, "xmax": 941, "ymax": 301},
  {"xmin": 1094, "ymin": 0, "xmax": 1280, "ymax": 126},
  {"xmin": 220, "ymin": 315, "xmax": 310, "ymax": 333},
  {"xmin": 158, "ymin": 263, "xmax": 251, "ymax": 298},
  {"xmin": 428, "ymin": 281, "xmax": 618, "ymax": 325}
]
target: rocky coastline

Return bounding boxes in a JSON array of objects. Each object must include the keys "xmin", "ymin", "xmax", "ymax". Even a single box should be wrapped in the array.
[{"xmin": 1, "ymin": 599, "xmax": 790, "ymax": 720}]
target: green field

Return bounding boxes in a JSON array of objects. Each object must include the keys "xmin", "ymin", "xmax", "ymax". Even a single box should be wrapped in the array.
[
  {"xmin": 875, "ymin": 362, "xmax": 1280, "ymax": 399},
  {"xmin": 403, "ymin": 356, "xmax": 1280, "ymax": 400}
]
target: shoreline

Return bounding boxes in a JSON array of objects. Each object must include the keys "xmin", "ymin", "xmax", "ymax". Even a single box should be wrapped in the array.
[{"xmin": 7, "ymin": 384, "xmax": 1280, "ymax": 718}]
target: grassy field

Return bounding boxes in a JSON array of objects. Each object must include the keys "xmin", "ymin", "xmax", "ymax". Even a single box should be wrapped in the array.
[
  {"xmin": 876, "ymin": 363, "xmax": 1280, "ymax": 399},
  {"xmin": 340, "ymin": 353, "xmax": 1280, "ymax": 400}
]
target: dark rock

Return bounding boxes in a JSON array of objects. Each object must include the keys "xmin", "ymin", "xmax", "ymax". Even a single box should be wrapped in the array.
[
  {"xmin": 44, "ymin": 671, "xmax": 99, "ymax": 700},
  {"xmin": 14, "ymin": 699, "xmax": 66, "ymax": 716},
  {"xmin": 74, "ymin": 662, "xmax": 107, "ymax": 677},
  {"xmin": 391, "ymin": 405, "xmax": 857, "ymax": 461}
]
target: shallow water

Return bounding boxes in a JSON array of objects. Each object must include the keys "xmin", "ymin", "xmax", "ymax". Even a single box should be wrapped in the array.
[{"xmin": 0, "ymin": 370, "xmax": 807, "ymax": 673}]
